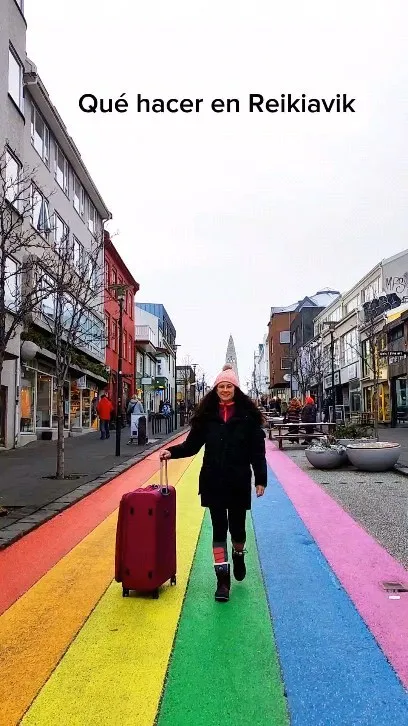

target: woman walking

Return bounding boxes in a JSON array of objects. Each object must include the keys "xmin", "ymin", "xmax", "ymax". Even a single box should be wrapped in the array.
[
  {"xmin": 160, "ymin": 364, "xmax": 267, "ymax": 603},
  {"xmin": 284, "ymin": 397, "xmax": 302, "ymax": 444}
]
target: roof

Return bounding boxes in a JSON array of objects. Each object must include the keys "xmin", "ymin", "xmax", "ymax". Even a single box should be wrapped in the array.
[
  {"xmin": 104, "ymin": 232, "xmax": 139, "ymax": 292},
  {"xmin": 270, "ymin": 289, "xmax": 340, "ymax": 317}
]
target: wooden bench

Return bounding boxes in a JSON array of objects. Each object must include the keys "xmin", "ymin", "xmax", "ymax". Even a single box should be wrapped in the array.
[{"xmin": 272, "ymin": 432, "xmax": 328, "ymax": 450}]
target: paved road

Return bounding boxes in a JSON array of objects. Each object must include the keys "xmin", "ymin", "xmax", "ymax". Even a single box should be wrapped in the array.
[
  {"xmin": 1, "ymin": 443, "xmax": 407, "ymax": 725},
  {"xmin": 379, "ymin": 425, "xmax": 408, "ymax": 467}
]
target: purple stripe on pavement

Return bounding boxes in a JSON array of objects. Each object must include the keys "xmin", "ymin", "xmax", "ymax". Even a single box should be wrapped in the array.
[{"xmin": 266, "ymin": 441, "xmax": 408, "ymax": 689}]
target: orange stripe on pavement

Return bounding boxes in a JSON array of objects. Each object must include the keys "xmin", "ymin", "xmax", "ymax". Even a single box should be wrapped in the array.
[
  {"xmin": 0, "ymin": 457, "xmax": 191, "ymax": 726},
  {"xmin": 0, "ymin": 434, "xmax": 187, "ymax": 616}
]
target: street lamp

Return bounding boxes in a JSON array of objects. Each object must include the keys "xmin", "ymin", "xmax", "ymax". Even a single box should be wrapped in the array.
[
  {"xmin": 192, "ymin": 363, "xmax": 198, "ymax": 405},
  {"xmin": 324, "ymin": 321, "xmax": 337, "ymax": 423},
  {"xmin": 172, "ymin": 343, "xmax": 181, "ymax": 431},
  {"xmin": 109, "ymin": 283, "xmax": 129, "ymax": 456}
]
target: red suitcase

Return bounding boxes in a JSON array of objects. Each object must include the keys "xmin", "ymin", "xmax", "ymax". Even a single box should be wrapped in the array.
[{"xmin": 115, "ymin": 460, "xmax": 176, "ymax": 599}]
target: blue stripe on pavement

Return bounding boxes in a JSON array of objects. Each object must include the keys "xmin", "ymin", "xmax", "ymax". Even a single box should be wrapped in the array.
[{"xmin": 251, "ymin": 466, "xmax": 408, "ymax": 726}]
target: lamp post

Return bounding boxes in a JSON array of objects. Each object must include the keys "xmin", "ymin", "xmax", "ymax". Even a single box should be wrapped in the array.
[
  {"xmin": 173, "ymin": 343, "xmax": 180, "ymax": 431},
  {"xmin": 109, "ymin": 283, "xmax": 129, "ymax": 456},
  {"xmin": 324, "ymin": 321, "xmax": 337, "ymax": 423},
  {"xmin": 192, "ymin": 363, "xmax": 198, "ymax": 406}
]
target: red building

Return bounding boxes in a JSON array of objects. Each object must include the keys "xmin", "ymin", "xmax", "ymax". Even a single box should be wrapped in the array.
[{"xmin": 104, "ymin": 231, "xmax": 139, "ymax": 410}]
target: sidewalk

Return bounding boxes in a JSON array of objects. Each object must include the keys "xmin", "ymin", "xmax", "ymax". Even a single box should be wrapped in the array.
[
  {"xmin": 378, "ymin": 425, "xmax": 408, "ymax": 467},
  {"xmin": 0, "ymin": 425, "xmax": 186, "ymax": 548}
]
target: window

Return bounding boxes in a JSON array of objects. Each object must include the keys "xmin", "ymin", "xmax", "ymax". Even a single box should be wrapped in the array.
[
  {"xmin": 123, "ymin": 331, "xmax": 127, "ymax": 360},
  {"xmin": 345, "ymin": 295, "xmax": 359, "ymax": 315},
  {"xmin": 73, "ymin": 175, "xmax": 85, "ymax": 216},
  {"xmin": 280, "ymin": 331, "xmax": 290, "ymax": 344},
  {"xmin": 105, "ymin": 260, "xmax": 110, "ymax": 288},
  {"xmin": 361, "ymin": 278, "xmax": 380, "ymax": 304},
  {"xmin": 112, "ymin": 320, "xmax": 117, "ymax": 351},
  {"xmin": 54, "ymin": 212, "xmax": 69, "ymax": 251},
  {"xmin": 37, "ymin": 272, "xmax": 55, "ymax": 319},
  {"xmin": 281, "ymin": 358, "xmax": 291, "ymax": 370},
  {"xmin": 73, "ymin": 237, "xmax": 84, "ymax": 269},
  {"xmin": 342, "ymin": 328, "xmax": 358, "ymax": 366},
  {"xmin": 105, "ymin": 314, "xmax": 110, "ymax": 347},
  {"xmin": 55, "ymin": 145, "xmax": 69, "ymax": 195},
  {"xmin": 128, "ymin": 335, "xmax": 133, "ymax": 364},
  {"xmin": 361, "ymin": 339, "xmax": 371, "ymax": 377},
  {"xmin": 31, "ymin": 186, "xmax": 51, "ymax": 236},
  {"xmin": 8, "ymin": 47, "xmax": 23, "ymax": 110},
  {"xmin": 390, "ymin": 326, "xmax": 404, "ymax": 343},
  {"xmin": 4, "ymin": 257, "xmax": 19, "ymax": 310},
  {"xmin": 88, "ymin": 200, "xmax": 96, "ymax": 235},
  {"xmin": 5, "ymin": 149, "xmax": 21, "ymax": 208},
  {"xmin": 31, "ymin": 105, "xmax": 50, "ymax": 165}
]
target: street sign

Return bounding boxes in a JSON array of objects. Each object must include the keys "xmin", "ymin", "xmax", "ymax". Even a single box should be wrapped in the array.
[{"xmin": 379, "ymin": 350, "xmax": 408, "ymax": 359}]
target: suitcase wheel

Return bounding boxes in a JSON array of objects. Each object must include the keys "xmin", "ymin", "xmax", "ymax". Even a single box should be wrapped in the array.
[
  {"xmin": 171, "ymin": 576, "xmax": 177, "ymax": 586},
  {"xmin": 152, "ymin": 589, "xmax": 159, "ymax": 599},
  {"xmin": 122, "ymin": 588, "xmax": 130, "ymax": 597}
]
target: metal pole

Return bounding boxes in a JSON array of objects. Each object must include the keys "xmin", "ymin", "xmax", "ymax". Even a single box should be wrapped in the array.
[
  {"xmin": 174, "ymin": 345, "xmax": 177, "ymax": 431},
  {"xmin": 330, "ymin": 329, "xmax": 335, "ymax": 423},
  {"xmin": 116, "ymin": 296, "xmax": 124, "ymax": 456},
  {"xmin": 192, "ymin": 364, "xmax": 197, "ymax": 406}
]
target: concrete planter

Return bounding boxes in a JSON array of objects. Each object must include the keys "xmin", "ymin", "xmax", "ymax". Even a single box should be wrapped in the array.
[
  {"xmin": 346, "ymin": 442, "xmax": 401, "ymax": 472},
  {"xmin": 305, "ymin": 448, "xmax": 344, "ymax": 469}
]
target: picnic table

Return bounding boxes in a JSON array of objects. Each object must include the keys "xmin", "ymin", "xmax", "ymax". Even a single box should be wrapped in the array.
[{"xmin": 266, "ymin": 419, "xmax": 337, "ymax": 449}]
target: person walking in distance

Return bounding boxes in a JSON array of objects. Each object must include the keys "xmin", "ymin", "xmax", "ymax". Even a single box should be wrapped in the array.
[
  {"xmin": 97, "ymin": 393, "xmax": 113, "ymax": 440},
  {"xmin": 160, "ymin": 364, "xmax": 267, "ymax": 603}
]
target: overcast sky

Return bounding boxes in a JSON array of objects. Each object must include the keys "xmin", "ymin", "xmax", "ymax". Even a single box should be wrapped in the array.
[{"xmin": 25, "ymin": 1, "xmax": 408, "ymax": 389}]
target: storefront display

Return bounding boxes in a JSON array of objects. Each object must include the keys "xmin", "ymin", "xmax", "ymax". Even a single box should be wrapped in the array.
[{"xmin": 19, "ymin": 362, "xmax": 103, "ymax": 437}]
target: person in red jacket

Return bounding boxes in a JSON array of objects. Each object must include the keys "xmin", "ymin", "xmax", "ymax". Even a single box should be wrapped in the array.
[{"xmin": 96, "ymin": 393, "xmax": 113, "ymax": 440}]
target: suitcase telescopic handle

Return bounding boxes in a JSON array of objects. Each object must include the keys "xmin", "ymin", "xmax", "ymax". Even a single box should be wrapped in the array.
[{"xmin": 160, "ymin": 458, "xmax": 169, "ymax": 495}]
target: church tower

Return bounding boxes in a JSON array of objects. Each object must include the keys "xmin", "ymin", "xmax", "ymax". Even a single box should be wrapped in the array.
[{"xmin": 225, "ymin": 335, "xmax": 240, "ymax": 386}]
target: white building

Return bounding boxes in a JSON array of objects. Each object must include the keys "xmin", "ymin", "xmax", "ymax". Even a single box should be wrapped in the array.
[
  {"xmin": 1, "ymin": 3, "xmax": 111, "ymax": 447},
  {"xmin": 135, "ymin": 307, "xmax": 159, "ymax": 413},
  {"xmin": 252, "ymin": 334, "xmax": 269, "ymax": 400},
  {"xmin": 311, "ymin": 249, "xmax": 408, "ymax": 422},
  {"xmin": 135, "ymin": 303, "xmax": 176, "ymax": 413}
]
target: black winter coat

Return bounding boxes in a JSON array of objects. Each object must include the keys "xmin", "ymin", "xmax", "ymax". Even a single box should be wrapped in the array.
[
  {"xmin": 167, "ymin": 406, "xmax": 267, "ymax": 510},
  {"xmin": 301, "ymin": 404, "xmax": 317, "ymax": 423}
]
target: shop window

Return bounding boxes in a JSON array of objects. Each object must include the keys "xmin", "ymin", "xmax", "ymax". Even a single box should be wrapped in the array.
[
  {"xmin": 20, "ymin": 368, "xmax": 36, "ymax": 432},
  {"xmin": 36, "ymin": 373, "xmax": 52, "ymax": 427}
]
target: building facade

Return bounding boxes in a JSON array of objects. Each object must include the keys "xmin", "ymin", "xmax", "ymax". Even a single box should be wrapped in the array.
[
  {"xmin": 136, "ymin": 303, "xmax": 176, "ymax": 412},
  {"xmin": 310, "ymin": 250, "xmax": 408, "ymax": 423},
  {"xmin": 1, "ymin": 0, "xmax": 27, "ymax": 447},
  {"xmin": 135, "ymin": 306, "xmax": 159, "ymax": 413},
  {"xmin": 104, "ymin": 231, "xmax": 139, "ymax": 410},
  {"xmin": 1, "ymin": 5, "xmax": 113, "ymax": 447}
]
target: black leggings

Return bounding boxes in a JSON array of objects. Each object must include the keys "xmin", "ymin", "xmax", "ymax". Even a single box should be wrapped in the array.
[{"xmin": 209, "ymin": 506, "xmax": 247, "ymax": 545}]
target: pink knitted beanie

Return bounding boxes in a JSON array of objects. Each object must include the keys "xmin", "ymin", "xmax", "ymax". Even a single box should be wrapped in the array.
[{"xmin": 213, "ymin": 364, "xmax": 240, "ymax": 389}]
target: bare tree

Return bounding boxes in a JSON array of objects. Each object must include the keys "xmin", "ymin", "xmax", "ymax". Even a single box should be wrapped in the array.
[
  {"xmin": 33, "ymin": 229, "xmax": 106, "ymax": 478},
  {"xmin": 0, "ymin": 147, "xmax": 56, "ymax": 406},
  {"xmin": 177, "ymin": 355, "xmax": 194, "ymax": 412},
  {"xmin": 357, "ymin": 300, "xmax": 390, "ymax": 440},
  {"xmin": 292, "ymin": 340, "xmax": 326, "ymax": 405}
]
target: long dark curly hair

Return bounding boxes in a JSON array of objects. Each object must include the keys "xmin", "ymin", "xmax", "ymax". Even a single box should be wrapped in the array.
[{"xmin": 191, "ymin": 385, "xmax": 265, "ymax": 427}]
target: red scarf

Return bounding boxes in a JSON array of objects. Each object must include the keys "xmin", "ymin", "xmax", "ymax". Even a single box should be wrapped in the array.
[{"xmin": 219, "ymin": 401, "xmax": 235, "ymax": 423}]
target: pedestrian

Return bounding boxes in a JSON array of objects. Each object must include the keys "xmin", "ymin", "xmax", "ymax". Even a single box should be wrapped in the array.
[
  {"xmin": 284, "ymin": 397, "xmax": 302, "ymax": 444},
  {"xmin": 301, "ymin": 396, "xmax": 317, "ymax": 445},
  {"xmin": 96, "ymin": 393, "xmax": 113, "ymax": 440},
  {"xmin": 160, "ymin": 363, "xmax": 267, "ymax": 603},
  {"xmin": 127, "ymin": 395, "xmax": 144, "ymax": 417}
]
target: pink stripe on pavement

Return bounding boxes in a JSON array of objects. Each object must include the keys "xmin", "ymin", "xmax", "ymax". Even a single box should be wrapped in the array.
[{"xmin": 266, "ymin": 441, "xmax": 408, "ymax": 689}]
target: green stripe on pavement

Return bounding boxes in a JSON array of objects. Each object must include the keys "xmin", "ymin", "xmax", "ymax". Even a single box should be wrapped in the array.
[{"xmin": 157, "ymin": 510, "xmax": 289, "ymax": 726}]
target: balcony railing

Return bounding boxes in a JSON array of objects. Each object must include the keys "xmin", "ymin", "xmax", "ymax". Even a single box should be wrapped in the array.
[{"xmin": 135, "ymin": 325, "xmax": 157, "ymax": 346}]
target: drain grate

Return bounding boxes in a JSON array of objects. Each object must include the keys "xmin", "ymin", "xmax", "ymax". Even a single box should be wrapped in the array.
[{"xmin": 381, "ymin": 581, "xmax": 408, "ymax": 593}]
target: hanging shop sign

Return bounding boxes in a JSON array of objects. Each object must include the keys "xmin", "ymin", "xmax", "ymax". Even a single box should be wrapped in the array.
[
  {"xmin": 77, "ymin": 375, "xmax": 87, "ymax": 389},
  {"xmin": 379, "ymin": 350, "xmax": 408, "ymax": 360}
]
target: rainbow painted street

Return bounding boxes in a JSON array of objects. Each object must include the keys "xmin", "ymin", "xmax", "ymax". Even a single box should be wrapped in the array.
[{"xmin": 1, "ymin": 437, "xmax": 408, "ymax": 726}]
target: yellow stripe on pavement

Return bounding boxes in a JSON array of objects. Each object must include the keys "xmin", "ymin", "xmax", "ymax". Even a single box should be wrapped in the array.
[
  {"xmin": 21, "ymin": 453, "xmax": 204, "ymax": 726},
  {"xmin": 0, "ymin": 458, "xmax": 192, "ymax": 726}
]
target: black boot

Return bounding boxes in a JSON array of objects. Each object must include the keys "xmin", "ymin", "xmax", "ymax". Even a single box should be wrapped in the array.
[
  {"xmin": 232, "ymin": 548, "xmax": 247, "ymax": 581},
  {"xmin": 214, "ymin": 563, "xmax": 230, "ymax": 602}
]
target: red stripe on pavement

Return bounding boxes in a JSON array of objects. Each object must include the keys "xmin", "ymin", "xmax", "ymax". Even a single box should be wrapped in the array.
[{"xmin": 0, "ymin": 435, "xmax": 186, "ymax": 616}]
